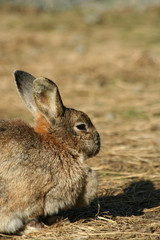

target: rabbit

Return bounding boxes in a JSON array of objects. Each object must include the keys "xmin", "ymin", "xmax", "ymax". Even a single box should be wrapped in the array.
[{"xmin": 0, "ymin": 70, "xmax": 100, "ymax": 234}]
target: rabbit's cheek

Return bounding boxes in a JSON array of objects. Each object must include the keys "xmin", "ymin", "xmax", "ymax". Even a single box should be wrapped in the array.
[{"xmin": 67, "ymin": 127, "xmax": 77, "ymax": 136}]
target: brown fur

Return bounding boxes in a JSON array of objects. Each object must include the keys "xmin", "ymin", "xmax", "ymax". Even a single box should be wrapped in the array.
[
  {"xmin": 34, "ymin": 112, "xmax": 50, "ymax": 133},
  {"xmin": 0, "ymin": 71, "xmax": 100, "ymax": 234}
]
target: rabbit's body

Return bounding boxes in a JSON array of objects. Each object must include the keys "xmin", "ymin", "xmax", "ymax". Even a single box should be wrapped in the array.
[{"xmin": 0, "ymin": 71, "xmax": 100, "ymax": 234}]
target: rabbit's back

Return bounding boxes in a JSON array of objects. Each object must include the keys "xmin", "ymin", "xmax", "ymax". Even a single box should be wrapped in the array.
[
  {"xmin": 0, "ymin": 120, "xmax": 51, "ymax": 200},
  {"xmin": 0, "ymin": 119, "xmax": 60, "ymax": 181},
  {"xmin": 0, "ymin": 119, "xmax": 38, "ymax": 147}
]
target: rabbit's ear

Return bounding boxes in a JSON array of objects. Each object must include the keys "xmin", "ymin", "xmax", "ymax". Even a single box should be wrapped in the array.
[
  {"xmin": 33, "ymin": 77, "xmax": 64, "ymax": 123},
  {"xmin": 14, "ymin": 70, "xmax": 37, "ymax": 114}
]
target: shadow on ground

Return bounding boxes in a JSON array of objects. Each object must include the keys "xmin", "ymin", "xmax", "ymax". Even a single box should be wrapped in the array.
[{"xmin": 54, "ymin": 180, "xmax": 160, "ymax": 223}]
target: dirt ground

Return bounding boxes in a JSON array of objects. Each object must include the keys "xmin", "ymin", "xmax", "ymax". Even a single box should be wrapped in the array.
[{"xmin": 0, "ymin": 6, "xmax": 160, "ymax": 240}]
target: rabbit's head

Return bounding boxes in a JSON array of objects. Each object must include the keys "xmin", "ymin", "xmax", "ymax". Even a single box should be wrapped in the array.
[{"xmin": 14, "ymin": 71, "xmax": 100, "ymax": 159}]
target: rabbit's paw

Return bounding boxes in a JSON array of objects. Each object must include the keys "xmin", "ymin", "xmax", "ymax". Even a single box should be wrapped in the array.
[{"xmin": 23, "ymin": 219, "xmax": 44, "ymax": 234}]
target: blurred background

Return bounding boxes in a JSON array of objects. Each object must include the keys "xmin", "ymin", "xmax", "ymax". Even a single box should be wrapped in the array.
[
  {"xmin": 1, "ymin": 1, "xmax": 160, "ymax": 239},
  {"xmin": 1, "ymin": 0, "xmax": 160, "ymax": 122}
]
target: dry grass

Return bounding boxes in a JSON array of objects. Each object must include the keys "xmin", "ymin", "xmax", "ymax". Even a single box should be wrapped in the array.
[{"xmin": 0, "ymin": 6, "xmax": 160, "ymax": 240}]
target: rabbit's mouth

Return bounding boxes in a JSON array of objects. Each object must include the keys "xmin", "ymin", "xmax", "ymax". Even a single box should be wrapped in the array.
[
  {"xmin": 95, "ymin": 142, "xmax": 101, "ymax": 156},
  {"xmin": 94, "ymin": 133, "xmax": 101, "ymax": 155},
  {"xmin": 87, "ymin": 132, "xmax": 101, "ymax": 158}
]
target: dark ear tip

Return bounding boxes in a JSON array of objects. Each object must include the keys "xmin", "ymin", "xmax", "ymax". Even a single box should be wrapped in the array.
[
  {"xmin": 14, "ymin": 70, "xmax": 25, "ymax": 78},
  {"xmin": 13, "ymin": 70, "xmax": 36, "ymax": 83}
]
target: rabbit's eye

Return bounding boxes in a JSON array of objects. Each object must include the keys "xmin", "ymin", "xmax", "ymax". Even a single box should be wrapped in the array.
[{"xmin": 76, "ymin": 123, "xmax": 87, "ymax": 132}]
